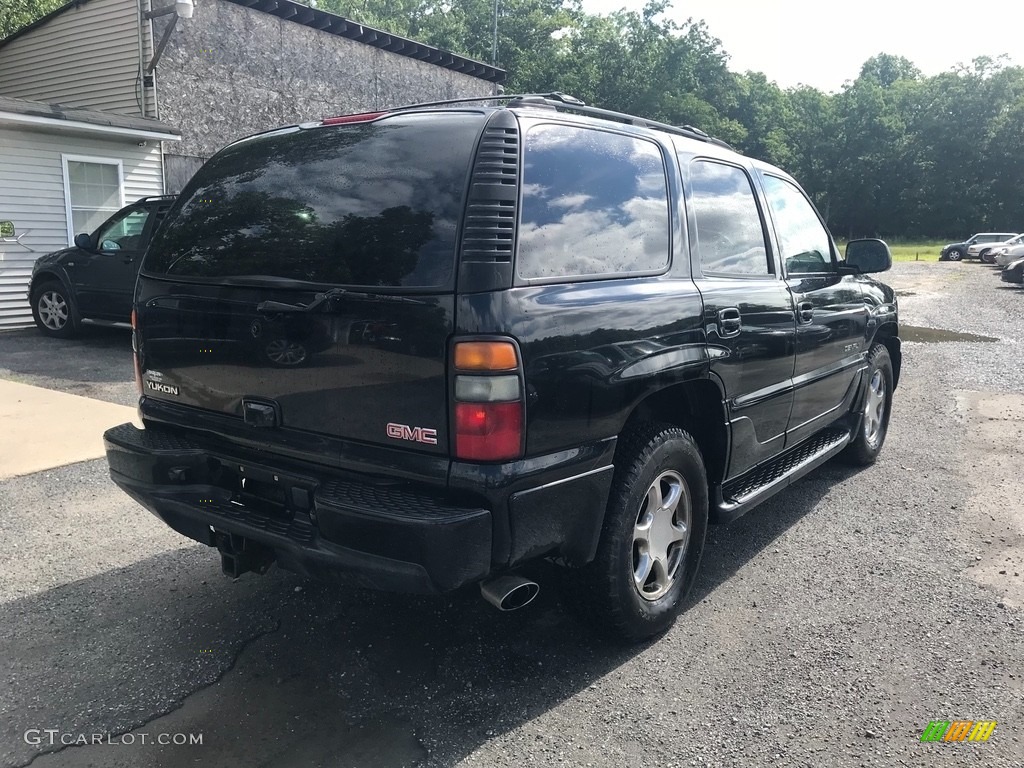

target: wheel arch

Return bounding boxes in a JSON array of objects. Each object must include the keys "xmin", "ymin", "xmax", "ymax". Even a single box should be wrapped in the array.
[
  {"xmin": 872, "ymin": 322, "xmax": 902, "ymax": 388},
  {"xmin": 617, "ymin": 377, "xmax": 729, "ymax": 486},
  {"xmin": 29, "ymin": 268, "xmax": 74, "ymax": 299}
]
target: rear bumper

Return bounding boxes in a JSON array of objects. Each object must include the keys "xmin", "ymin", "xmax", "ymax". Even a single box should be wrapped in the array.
[
  {"xmin": 104, "ymin": 423, "xmax": 615, "ymax": 593},
  {"xmin": 104, "ymin": 423, "xmax": 491, "ymax": 593}
]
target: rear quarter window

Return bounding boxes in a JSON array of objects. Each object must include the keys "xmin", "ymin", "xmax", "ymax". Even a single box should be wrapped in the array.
[{"xmin": 516, "ymin": 124, "xmax": 670, "ymax": 281}]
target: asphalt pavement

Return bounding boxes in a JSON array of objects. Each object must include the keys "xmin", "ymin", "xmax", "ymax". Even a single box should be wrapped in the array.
[{"xmin": 1, "ymin": 262, "xmax": 1022, "ymax": 768}]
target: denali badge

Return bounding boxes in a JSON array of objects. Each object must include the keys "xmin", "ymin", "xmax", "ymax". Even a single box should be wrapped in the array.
[
  {"xmin": 146, "ymin": 379, "xmax": 179, "ymax": 396},
  {"xmin": 386, "ymin": 422, "xmax": 438, "ymax": 445}
]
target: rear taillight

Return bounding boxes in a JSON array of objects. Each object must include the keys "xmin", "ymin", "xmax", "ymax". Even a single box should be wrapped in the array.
[
  {"xmin": 452, "ymin": 340, "xmax": 524, "ymax": 462},
  {"xmin": 131, "ymin": 308, "xmax": 142, "ymax": 395}
]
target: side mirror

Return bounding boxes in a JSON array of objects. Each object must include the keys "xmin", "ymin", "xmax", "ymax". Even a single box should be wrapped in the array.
[
  {"xmin": 74, "ymin": 232, "xmax": 94, "ymax": 251},
  {"xmin": 845, "ymin": 238, "xmax": 892, "ymax": 273}
]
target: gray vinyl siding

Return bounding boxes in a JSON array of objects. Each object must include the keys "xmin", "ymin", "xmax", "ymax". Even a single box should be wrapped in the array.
[
  {"xmin": 0, "ymin": 0, "xmax": 145, "ymax": 117},
  {"xmin": 0, "ymin": 127, "xmax": 164, "ymax": 329}
]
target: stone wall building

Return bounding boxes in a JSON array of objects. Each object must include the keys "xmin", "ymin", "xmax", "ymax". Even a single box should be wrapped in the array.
[{"xmin": 152, "ymin": 0, "xmax": 502, "ymax": 190}]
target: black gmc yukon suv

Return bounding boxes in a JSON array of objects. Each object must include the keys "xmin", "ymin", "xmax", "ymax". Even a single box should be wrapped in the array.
[{"xmin": 104, "ymin": 94, "xmax": 901, "ymax": 642}]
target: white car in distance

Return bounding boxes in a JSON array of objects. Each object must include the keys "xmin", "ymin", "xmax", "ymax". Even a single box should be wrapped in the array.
[
  {"xmin": 994, "ymin": 243, "xmax": 1024, "ymax": 267},
  {"xmin": 970, "ymin": 232, "xmax": 1024, "ymax": 262}
]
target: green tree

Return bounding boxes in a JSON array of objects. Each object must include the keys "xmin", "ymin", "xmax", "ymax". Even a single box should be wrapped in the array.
[
  {"xmin": 318, "ymin": 0, "xmax": 575, "ymax": 86},
  {"xmin": 729, "ymin": 72, "xmax": 795, "ymax": 168},
  {"xmin": 785, "ymin": 86, "xmax": 840, "ymax": 223},
  {"xmin": 1, "ymin": 0, "xmax": 64, "ymax": 39},
  {"xmin": 881, "ymin": 57, "xmax": 1024, "ymax": 237},
  {"xmin": 828, "ymin": 55, "xmax": 922, "ymax": 237},
  {"xmin": 539, "ymin": 5, "xmax": 741, "ymax": 140},
  {"xmin": 986, "ymin": 95, "xmax": 1024, "ymax": 226}
]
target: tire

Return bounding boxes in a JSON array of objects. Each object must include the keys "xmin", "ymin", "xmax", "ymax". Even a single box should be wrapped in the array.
[
  {"xmin": 947, "ymin": 248, "xmax": 963, "ymax": 261},
  {"xmin": 30, "ymin": 280, "xmax": 79, "ymax": 338},
  {"xmin": 980, "ymin": 250, "xmax": 994, "ymax": 264},
  {"xmin": 569, "ymin": 423, "xmax": 709, "ymax": 643},
  {"xmin": 841, "ymin": 344, "xmax": 894, "ymax": 466}
]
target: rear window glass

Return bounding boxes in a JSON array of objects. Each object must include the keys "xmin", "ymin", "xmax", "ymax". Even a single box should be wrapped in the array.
[
  {"xmin": 144, "ymin": 113, "xmax": 482, "ymax": 287},
  {"xmin": 517, "ymin": 124, "xmax": 670, "ymax": 280}
]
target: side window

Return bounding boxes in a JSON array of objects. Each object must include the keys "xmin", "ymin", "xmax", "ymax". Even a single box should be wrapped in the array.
[
  {"xmin": 761, "ymin": 175, "xmax": 834, "ymax": 275},
  {"xmin": 95, "ymin": 208, "xmax": 152, "ymax": 252},
  {"xmin": 517, "ymin": 124, "xmax": 670, "ymax": 280},
  {"xmin": 689, "ymin": 160, "xmax": 771, "ymax": 276}
]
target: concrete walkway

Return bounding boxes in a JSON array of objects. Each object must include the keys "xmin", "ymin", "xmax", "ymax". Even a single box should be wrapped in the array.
[{"xmin": 0, "ymin": 379, "xmax": 136, "ymax": 479}]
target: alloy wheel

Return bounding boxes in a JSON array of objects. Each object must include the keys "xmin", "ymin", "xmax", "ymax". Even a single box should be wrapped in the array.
[
  {"xmin": 863, "ymin": 369, "xmax": 887, "ymax": 449},
  {"xmin": 632, "ymin": 469, "xmax": 691, "ymax": 601},
  {"xmin": 38, "ymin": 290, "xmax": 69, "ymax": 330}
]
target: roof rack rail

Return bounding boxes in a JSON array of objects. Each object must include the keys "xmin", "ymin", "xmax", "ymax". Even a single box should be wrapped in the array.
[{"xmin": 381, "ymin": 92, "xmax": 734, "ymax": 150}]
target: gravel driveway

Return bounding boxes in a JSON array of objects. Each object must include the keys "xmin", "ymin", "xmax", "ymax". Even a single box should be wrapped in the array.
[{"xmin": 1, "ymin": 261, "xmax": 1021, "ymax": 767}]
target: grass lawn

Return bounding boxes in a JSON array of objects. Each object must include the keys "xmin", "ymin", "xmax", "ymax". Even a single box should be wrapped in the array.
[
  {"xmin": 836, "ymin": 240, "xmax": 945, "ymax": 262},
  {"xmin": 886, "ymin": 241, "xmax": 946, "ymax": 262}
]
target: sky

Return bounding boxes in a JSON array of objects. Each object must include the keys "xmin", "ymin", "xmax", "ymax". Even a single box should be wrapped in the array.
[{"xmin": 578, "ymin": 0, "xmax": 1023, "ymax": 92}]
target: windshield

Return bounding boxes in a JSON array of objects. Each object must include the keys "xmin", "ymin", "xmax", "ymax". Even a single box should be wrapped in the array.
[{"xmin": 143, "ymin": 112, "xmax": 484, "ymax": 288}]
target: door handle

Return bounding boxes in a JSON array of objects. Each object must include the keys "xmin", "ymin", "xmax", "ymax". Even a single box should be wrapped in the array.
[
  {"xmin": 798, "ymin": 301, "xmax": 814, "ymax": 323},
  {"xmin": 717, "ymin": 307, "xmax": 741, "ymax": 338}
]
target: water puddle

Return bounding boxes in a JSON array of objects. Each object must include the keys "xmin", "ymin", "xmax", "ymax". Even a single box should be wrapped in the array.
[{"xmin": 901, "ymin": 325, "xmax": 998, "ymax": 343}]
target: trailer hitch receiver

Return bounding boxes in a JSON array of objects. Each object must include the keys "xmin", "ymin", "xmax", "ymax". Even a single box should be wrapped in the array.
[{"xmin": 215, "ymin": 531, "xmax": 275, "ymax": 578}]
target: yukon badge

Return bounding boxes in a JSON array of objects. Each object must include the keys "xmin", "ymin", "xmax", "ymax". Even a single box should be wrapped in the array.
[
  {"xmin": 145, "ymin": 377, "xmax": 179, "ymax": 396},
  {"xmin": 386, "ymin": 422, "xmax": 438, "ymax": 445}
]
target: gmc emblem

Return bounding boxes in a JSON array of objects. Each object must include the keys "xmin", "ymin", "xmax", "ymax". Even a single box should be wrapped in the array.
[{"xmin": 386, "ymin": 422, "xmax": 438, "ymax": 445}]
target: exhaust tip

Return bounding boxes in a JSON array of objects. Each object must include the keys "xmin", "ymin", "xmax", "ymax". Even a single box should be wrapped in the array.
[{"xmin": 480, "ymin": 574, "xmax": 540, "ymax": 611}]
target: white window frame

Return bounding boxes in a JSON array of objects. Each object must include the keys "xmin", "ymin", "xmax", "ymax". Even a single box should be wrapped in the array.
[{"xmin": 61, "ymin": 154, "xmax": 125, "ymax": 245}]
